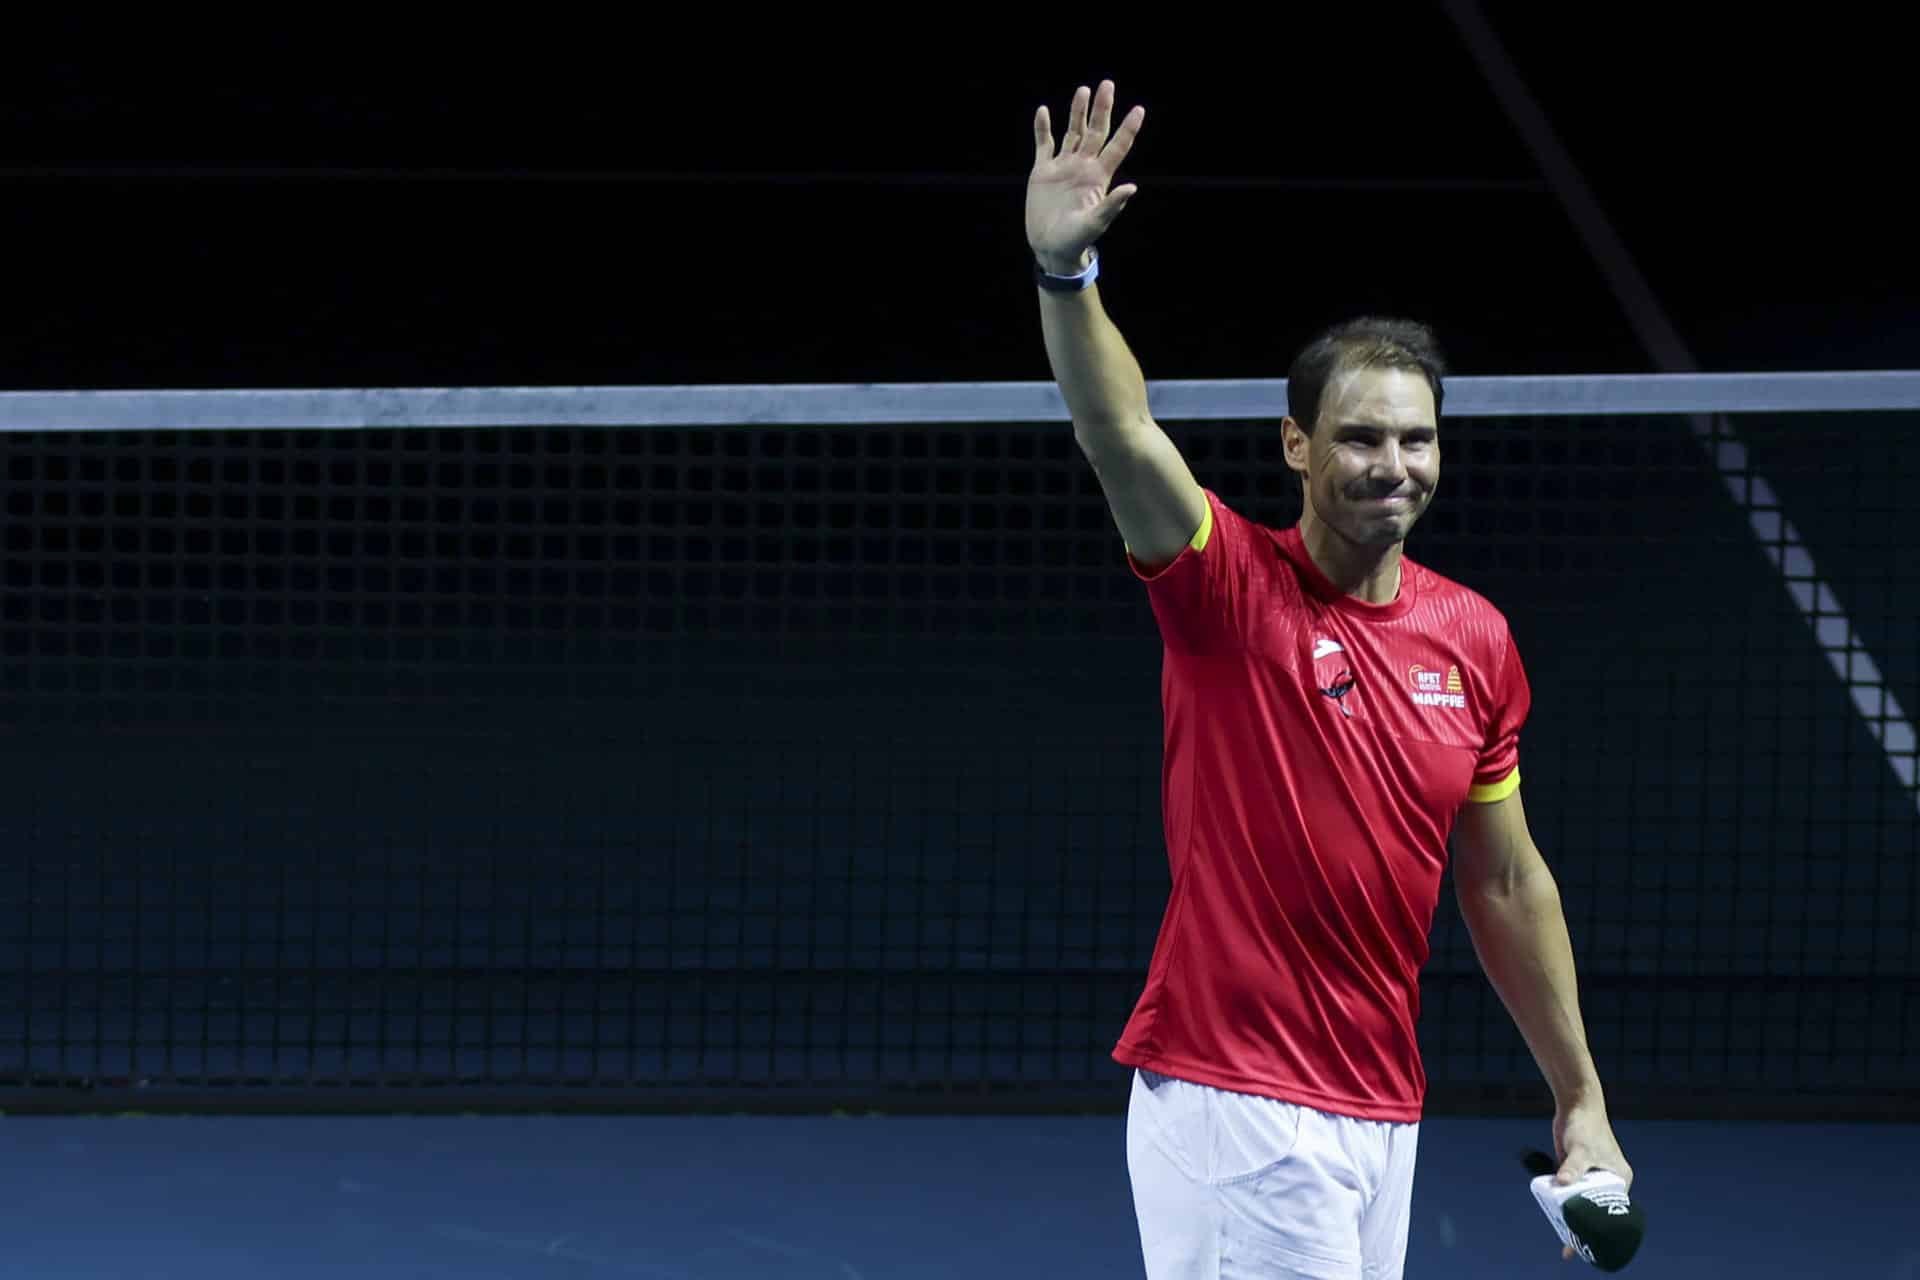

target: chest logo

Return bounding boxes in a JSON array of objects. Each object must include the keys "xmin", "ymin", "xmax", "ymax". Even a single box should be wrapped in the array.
[
  {"xmin": 1318, "ymin": 668, "xmax": 1357, "ymax": 717},
  {"xmin": 1409, "ymin": 664, "xmax": 1467, "ymax": 709},
  {"xmin": 1312, "ymin": 637, "xmax": 1345, "ymax": 660}
]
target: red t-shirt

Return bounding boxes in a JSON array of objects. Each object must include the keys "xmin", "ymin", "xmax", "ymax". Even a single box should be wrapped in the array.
[{"xmin": 1112, "ymin": 489, "xmax": 1530, "ymax": 1122}]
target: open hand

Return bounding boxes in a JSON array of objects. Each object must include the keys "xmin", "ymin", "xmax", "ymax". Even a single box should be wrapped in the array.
[{"xmin": 1027, "ymin": 80, "xmax": 1145, "ymax": 276}]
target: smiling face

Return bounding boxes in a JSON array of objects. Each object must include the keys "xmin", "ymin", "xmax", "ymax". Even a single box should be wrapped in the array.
[{"xmin": 1283, "ymin": 365, "xmax": 1439, "ymax": 550}]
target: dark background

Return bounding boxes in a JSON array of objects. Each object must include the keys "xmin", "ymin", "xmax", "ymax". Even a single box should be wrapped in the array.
[
  {"xmin": 4, "ymin": 13, "xmax": 1912, "ymax": 390},
  {"xmin": 1, "ymin": 15, "xmax": 1914, "ymax": 1117}
]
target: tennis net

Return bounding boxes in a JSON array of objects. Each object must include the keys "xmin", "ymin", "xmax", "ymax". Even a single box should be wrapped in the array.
[{"xmin": 0, "ymin": 373, "xmax": 1914, "ymax": 1115}]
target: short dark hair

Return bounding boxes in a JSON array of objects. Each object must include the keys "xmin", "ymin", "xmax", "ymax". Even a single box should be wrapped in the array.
[{"xmin": 1285, "ymin": 317, "xmax": 1447, "ymax": 433}]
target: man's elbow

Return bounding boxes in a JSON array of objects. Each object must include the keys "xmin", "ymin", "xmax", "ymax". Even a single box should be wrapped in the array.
[{"xmin": 1457, "ymin": 852, "xmax": 1558, "ymax": 911}]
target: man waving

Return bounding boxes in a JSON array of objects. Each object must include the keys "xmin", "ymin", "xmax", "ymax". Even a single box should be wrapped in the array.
[{"xmin": 1028, "ymin": 80, "xmax": 1633, "ymax": 1278}]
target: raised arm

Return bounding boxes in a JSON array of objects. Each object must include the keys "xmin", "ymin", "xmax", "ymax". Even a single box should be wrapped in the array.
[{"xmin": 1028, "ymin": 81, "xmax": 1207, "ymax": 571}]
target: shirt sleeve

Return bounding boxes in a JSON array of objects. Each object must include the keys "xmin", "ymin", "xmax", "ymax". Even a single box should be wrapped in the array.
[
  {"xmin": 1468, "ymin": 628, "xmax": 1531, "ymax": 802},
  {"xmin": 1126, "ymin": 488, "xmax": 1259, "ymax": 654}
]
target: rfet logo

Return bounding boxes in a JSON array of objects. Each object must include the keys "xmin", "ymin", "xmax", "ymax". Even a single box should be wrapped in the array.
[{"xmin": 1408, "ymin": 664, "xmax": 1466, "ymax": 709}]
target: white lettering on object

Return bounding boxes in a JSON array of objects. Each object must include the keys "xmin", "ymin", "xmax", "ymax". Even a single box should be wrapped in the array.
[
  {"xmin": 1585, "ymin": 1189, "xmax": 1633, "ymax": 1216},
  {"xmin": 1410, "ymin": 691, "xmax": 1467, "ymax": 709}
]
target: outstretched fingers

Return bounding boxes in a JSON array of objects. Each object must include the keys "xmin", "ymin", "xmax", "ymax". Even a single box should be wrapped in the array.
[
  {"xmin": 1086, "ymin": 80, "xmax": 1116, "ymax": 150},
  {"xmin": 1061, "ymin": 84, "xmax": 1091, "ymax": 155},
  {"xmin": 1034, "ymin": 82, "xmax": 1144, "ymax": 182},
  {"xmin": 1101, "ymin": 103, "xmax": 1145, "ymax": 175}
]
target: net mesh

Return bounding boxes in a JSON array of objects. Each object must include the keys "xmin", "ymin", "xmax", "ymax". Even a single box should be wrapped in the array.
[{"xmin": 1, "ymin": 408, "xmax": 1913, "ymax": 1111}]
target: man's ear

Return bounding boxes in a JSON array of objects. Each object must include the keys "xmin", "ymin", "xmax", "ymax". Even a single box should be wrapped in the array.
[{"xmin": 1281, "ymin": 416, "xmax": 1312, "ymax": 476}]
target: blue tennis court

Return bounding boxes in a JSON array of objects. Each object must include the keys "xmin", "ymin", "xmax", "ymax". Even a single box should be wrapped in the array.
[{"xmin": 1, "ymin": 1111, "xmax": 1912, "ymax": 1277}]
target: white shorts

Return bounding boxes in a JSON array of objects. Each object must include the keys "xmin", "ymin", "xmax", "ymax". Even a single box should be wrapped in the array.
[{"xmin": 1125, "ymin": 1068, "xmax": 1420, "ymax": 1280}]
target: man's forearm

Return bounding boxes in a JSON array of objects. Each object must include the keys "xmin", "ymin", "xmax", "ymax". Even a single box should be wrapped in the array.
[
  {"xmin": 1458, "ymin": 867, "xmax": 1605, "ymax": 1107},
  {"xmin": 1038, "ymin": 280, "xmax": 1153, "ymax": 457}
]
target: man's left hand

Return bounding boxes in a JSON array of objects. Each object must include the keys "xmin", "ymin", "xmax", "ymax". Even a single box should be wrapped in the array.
[{"xmin": 1550, "ymin": 1101, "xmax": 1633, "ymax": 1260}]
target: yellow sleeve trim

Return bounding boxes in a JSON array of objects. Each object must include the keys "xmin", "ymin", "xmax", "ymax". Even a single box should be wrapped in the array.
[
  {"xmin": 1123, "ymin": 498, "xmax": 1214, "ymax": 560},
  {"xmin": 1467, "ymin": 767, "xmax": 1520, "ymax": 804},
  {"xmin": 1188, "ymin": 498, "xmax": 1214, "ymax": 553}
]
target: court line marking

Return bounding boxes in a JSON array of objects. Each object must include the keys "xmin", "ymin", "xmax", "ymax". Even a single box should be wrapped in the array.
[
  {"xmin": 729, "ymin": 1227, "xmax": 868, "ymax": 1280},
  {"xmin": 429, "ymin": 1222, "xmax": 689, "ymax": 1278},
  {"xmin": 1444, "ymin": 0, "xmax": 1919, "ymax": 816}
]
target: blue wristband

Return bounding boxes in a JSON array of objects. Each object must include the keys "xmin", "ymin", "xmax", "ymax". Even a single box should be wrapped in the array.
[{"xmin": 1034, "ymin": 250, "xmax": 1099, "ymax": 293}]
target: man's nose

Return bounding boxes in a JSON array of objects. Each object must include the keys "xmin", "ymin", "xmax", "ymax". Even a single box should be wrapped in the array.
[{"xmin": 1373, "ymin": 440, "xmax": 1407, "ymax": 484}]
